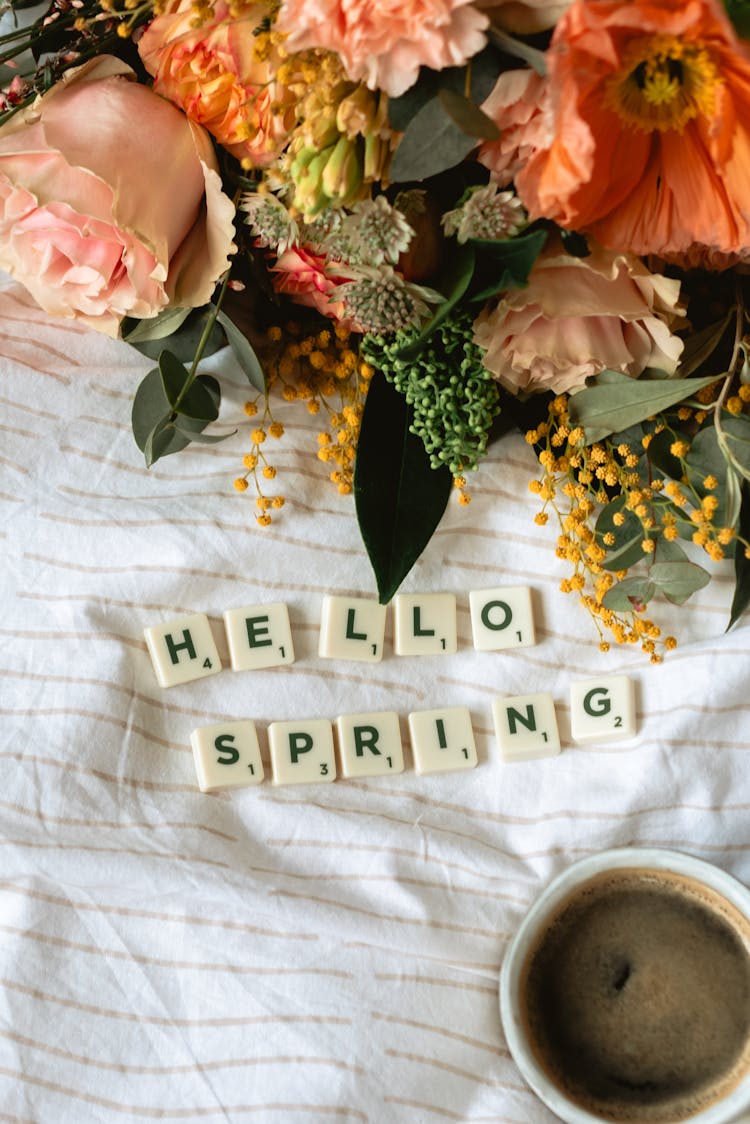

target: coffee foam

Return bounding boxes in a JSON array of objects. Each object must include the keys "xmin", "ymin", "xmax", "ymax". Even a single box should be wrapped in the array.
[{"xmin": 520, "ymin": 868, "xmax": 750, "ymax": 1123}]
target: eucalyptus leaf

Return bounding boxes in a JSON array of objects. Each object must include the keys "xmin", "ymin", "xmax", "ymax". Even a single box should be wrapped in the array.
[
  {"xmin": 126, "ymin": 304, "xmax": 225, "ymax": 363},
  {"xmin": 595, "ymin": 496, "xmax": 644, "ymax": 571},
  {"xmin": 123, "ymin": 306, "xmax": 191, "ymax": 343},
  {"xmin": 602, "ymin": 577, "xmax": 656, "ymax": 612},
  {"xmin": 645, "ymin": 429, "xmax": 683, "ymax": 481},
  {"xmin": 158, "ymin": 350, "xmax": 192, "ymax": 409},
  {"xmin": 216, "ymin": 309, "xmax": 267, "ymax": 394},
  {"xmin": 437, "ymin": 88, "xmax": 500, "ymax": 139},
  {"xmin": 648, "ymin": 559, "xmax": 711, "ymax": 605},
  {"xmin": 389, "ymin": 97, "xmax": 478, "ymax": 183},
  {"xmin": 676, "ymin": 310, "xmax": 733, "ymax": 378},
  {"xmin": 720, "ymin": 413, "xmax": 750, "ymax": 481},
  {"xmin": 132, "ymin": 367, "xmax": 171, "ymax": 454},
  {"xmin": 173, "ymin": 424, "xmax": 236, "ymax": 445},
  {"xmin": 354, "ymin": 369, "xmax": 452, "ymax": 604},
  {"xmin": 388, "ymin": 45, "xmax": 502, "ymax": 131},
  {"xmin": 568, "ymin": 371, "xmax": 718, "ymax": 444},
  {"xmin": 684, "ymin": 425, "xmax": 732, "ymax": 528},
  {"xmin": 144, "ymin": 419, "xmax": 181, "ymax": 468},
  {"xmin": 728, "ymin": 481, "xmax": 750, "ymax": 631},
  {"xmin": 396, "ymin": 243, "xmax": 475, "ymax": 358},
  {"xmin": 470, "ymin": 229, "xmax": 548, "ymax": 300}
]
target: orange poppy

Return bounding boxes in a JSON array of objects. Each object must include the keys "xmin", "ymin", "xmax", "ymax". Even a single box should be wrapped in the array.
[{"xmin": 517, "ymin": 0, "xmax": 750, "ymax": 262}]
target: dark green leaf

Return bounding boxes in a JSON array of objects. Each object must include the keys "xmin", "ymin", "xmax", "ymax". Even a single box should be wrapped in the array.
[
  {"xmin": 677, "ymin": 310, "xmax": 733, "ymax": 378},
  {"xmin": 728, "ymin": 481, "xmax": 750, "ymax": 630},
  {"xmin": 470, "ymin": 229, "xmax": 548, "ymax": 300},
  {"xmin": 437, "ymin": 88, "xmax": 500, "ymax": 139},
  {"xmin": 158, "ymin": 351, "xmax": 219, "ymax": 421},
  {"xmin": 216, "ymin": 310, "xmax": 267, "ymax": 394},
  {"xmin": 568, "ymin": 371, "xmax": 718, "ymax": 444},
  {"xmin": 388, "ymin": 45, "xmax": 502, "ymax": 131},
  {"xmin": 123, "ymin": 306, "xmax": 191, "ymax": 343},
  {"xmin": 132, "ymin": 367, "xmax": 171, "ymax": 454},
  {"xmin": 354, "ymin": 369, "xmax": 452, "ymax": 604},
  {"xmin": 389, "ymin": 97, "xmax": 477, "ymax": 183},
  {"xmin": 648, "ymin": 560, "xmax": 711, "ymax": 605},
  {"xmin": 132, "ymin": 369, "xmax": 220, "ymax": 463},
  {"xmin": 602, "ymin": 577, "xmax": 656, "ymax": 612},
  {"xmin": 684, "ymin": 425, "xmax": 732, "ymax": 528},
  {"xmin": 144, "ymin": 419, "xmax": 181, "ymax": 468},
  {"xmin": 158, "ymin": 350, "xmax": 191, "ymax": 409},
  {"xmin": 125, "ymin": 304, "xmax": 225, "ymax": 363},
  {"xmin": 396, "ymin": 243, "xmax": 475, "ymax": 358},
  {"xmin": 646, "ymin": 429, "xmax": 683, "ymax": 481},
  {"xmin": 595, "ymin": 496, "xmax": 645, "ymax": 571}
]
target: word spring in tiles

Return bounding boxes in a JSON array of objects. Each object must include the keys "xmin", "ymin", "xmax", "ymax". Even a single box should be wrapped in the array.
[{"xmin": 143, "ymin": 588, "xmax": 638, "ymax": 793}]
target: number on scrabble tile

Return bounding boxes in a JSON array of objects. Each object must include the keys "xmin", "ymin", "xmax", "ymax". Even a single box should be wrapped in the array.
[
  {"xmin": 318, "ymin": 595, "xmax": 387, "ymax": 662},
  {"xmin": 224, "ymin": 602, "xmax": 295, "ymax": 672},
  {"xmin": 191, "ymin": 720, "xmax": 264, "ymax": 792},
  {"xmin": 335, "ymin": 710, "xmax": 404, "ymax": 778},
  {"xmin": 570, "ymin": 675, "xmax": 636, "ymax": 744},
  {"xmin": 144, "ymin": 613, "xmax": 222, "ymax": 688}
]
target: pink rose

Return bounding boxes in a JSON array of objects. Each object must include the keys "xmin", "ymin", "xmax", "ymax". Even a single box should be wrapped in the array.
[
  {"xmin": 0, "ymin": 57, "xmax": 235, "ymax": 337},
  {"xmin": 473, "ymin": 240, "xmax": 685, "ymax": 396},
  {"xmin": 479, "ymin": 68, "xmax": 550, "ymax": 184},
  {"xmin": 271, "ymin": 246, "xmax": 350, "ymax": 323},
  {"xmin": 275, "ymin": 0, "xmax": 488, "ymax": 98},
  {"xmin": 138, "ymin": 0, "xmax": 292, "ymax": 165}
]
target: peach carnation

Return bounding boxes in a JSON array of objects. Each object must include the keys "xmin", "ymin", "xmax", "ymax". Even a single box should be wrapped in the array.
[
  {"xmin": 516, "ymin": 0, "xmax": 750, "ymax": 261},
  {"xmin": 138, "ymin": 0, "xmax": 293, "ymax": 166},
  {"xmin": 472, "ymin": 240, "xmax": 685, "ymax": 396},
  {"xmin": 275, "ymin": 0, "xmax": 488, "ymax": 98},
  {"xmin": 479, "ymin": 68, "xmax": 549, "ymax": 184}
]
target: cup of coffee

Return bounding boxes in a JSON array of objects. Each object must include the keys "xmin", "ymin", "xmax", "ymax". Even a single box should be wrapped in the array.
[{"xmin": 499, "ymin": 848, "xmax": 750, "ymax": 1124}]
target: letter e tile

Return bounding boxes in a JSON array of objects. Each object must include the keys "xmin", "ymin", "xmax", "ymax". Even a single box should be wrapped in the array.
[
  {"xmin": 318, "ymin": 595, "xmax": 387, "ymax": 662},
  {"xmin": 492, "ymin": 693, "xmax": 561, "ymax": 761},
  {"xmin": 393, "ymin": 593, "xmax": 458, "ymax": 656},
  {"xmin": 570, "ymin": 676, "xmax": 636, "ymax": 744},
  {"xmin": 269, "ymin": 719, "xmax": 336, "ymax": 785},
  {"xmin": 144, "ymin": 613, "xmax": 222, "ymax": 688},
  {"xmin": 407, "ymin": 707, "xmax": 477, "ymax": 774},
  {"xmin": 191, "ymin": 721, "xmax": 264, "ymax": 792},
  {"xmin": 469, "ymin": 586, "xmax": 535, "ymax": 651},
  {"xmin": 336, "ymin": 711, "xmax": 404, "ymax": 779},
  {"xmin": 224, "ymin": 602, "xmax": 295, "ymax": 671}
]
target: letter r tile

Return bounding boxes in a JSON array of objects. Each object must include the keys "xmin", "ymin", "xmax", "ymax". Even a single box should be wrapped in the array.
[
  {"xmin": 269, "ymin": 719, "xmax": 336, "ymax": 785},
  {"xmin": 335, "ymin": 711, "xmax": 404, "ymax": 779},
  {"xmin": 570, "ymin": 675, "xmax": 636, "ymax": 744},
  {"xmin": 318, "ymin": 595, "xmax": 387, "ymax": 662},
  {"xmin": 144, "ymin": 613, "xmax": 222, "ymax": 688}
]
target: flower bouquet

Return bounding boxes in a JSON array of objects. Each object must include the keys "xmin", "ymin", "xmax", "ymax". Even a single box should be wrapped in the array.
[{"xmin": 2, "ymin": 0, "xmax": 750, "ymax": 661}]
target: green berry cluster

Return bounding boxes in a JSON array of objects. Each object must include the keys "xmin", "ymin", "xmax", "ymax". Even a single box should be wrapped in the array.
[{"xmin": 364, "ymin": 312, "xmax": 501, "ymax": 474}]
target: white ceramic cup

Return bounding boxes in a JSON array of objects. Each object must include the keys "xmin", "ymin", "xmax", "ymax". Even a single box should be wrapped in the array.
[{"xmin": 499, "ymin": 847, "xmax": 750, "ymax": 1124}]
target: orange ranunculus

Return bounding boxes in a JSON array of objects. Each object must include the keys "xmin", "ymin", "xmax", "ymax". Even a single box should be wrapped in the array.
[
  {"xmin": 138, "ymin": 0, "xmax": 293, "ymax": 166},
  {"xmin": 516, "ymin": 0, "xmax": 750, "ymax": 262}
]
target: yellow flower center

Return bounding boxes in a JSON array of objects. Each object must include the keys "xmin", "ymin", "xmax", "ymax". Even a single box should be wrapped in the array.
[{"xmin": 607, "ymin": 35, "xmax": 721, "ymax": 132}]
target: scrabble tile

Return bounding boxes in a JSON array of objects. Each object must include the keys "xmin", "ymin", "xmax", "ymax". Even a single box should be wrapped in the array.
[
  {"xmin": 336, "ymin": 711, "xmax": 404, "ymax": 779},
  {"xmin": 570, "ymin": 675, "xmax": 636, "ymax": 744},
  {"xmin": 269, "ymin": 719, "xmax": 336, "ymax": 785},
  {"xmin": 393, "ymin": 593, "xmax": 458, "ymax": 657},
  {"xmin": 318, "ymin": 595, "xmax": 387, "ymax": 662},
  {"xmin": 407, "ymin": 706, "xmax": 477, "ymax": 775},
  {"xmin": 191, "ymin": 721, "xmax": 264, "ymax": 792},
  {"xmin": 492, "ymin": 693, "xmax": 561, "ymax": 762},
  {"xmin": 144, "ymin": 613, "xmax": 222, "ymax": 688},
  {"xmin": 469, "ymin": 586, "xmax": 535, "ymax": 651},
  {"xmin": 224, "ymin": 602, "xmax": 295, "ymax": 672}
]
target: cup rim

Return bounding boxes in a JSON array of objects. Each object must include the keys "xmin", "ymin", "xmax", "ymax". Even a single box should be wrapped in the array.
[{"xmin": 499, "ymin": 846, "xmax": 750, "ymax": 1124}]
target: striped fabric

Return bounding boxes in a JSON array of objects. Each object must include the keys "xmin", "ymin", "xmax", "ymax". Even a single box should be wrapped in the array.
[{"xmin": 1, "ymin": 279, "xmax": 749, "ymax": 1123}]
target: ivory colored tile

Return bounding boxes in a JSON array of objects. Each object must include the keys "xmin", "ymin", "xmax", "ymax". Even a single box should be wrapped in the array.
[
  {"xmin": 393, "ymin": 593, "xmax": 458, "ymax": 656},
  {"xmin": 144, "ymin": 613, "xmax": 222, "ymax": 688},
  {"xmin": 269, "ymin": 718, "xmax": 336, "ymax": 785},
  {"xmin": 492, "ymin": 693, "xmax": 561, "ymax": 762},
  {"xmin": 318, "ymin": 595, "xmax": 387, "ymax": 662},
  {"xmin": 469, "ymin": 586, "xmax": 535, "ymax": 651},
  {"xmin": 191, "ymin": 720, "xmax": 264, "ymax": 792},
  {"xmin": 407, "ymin": 706, "xmax": 477, "ymax": 775},
  {"xmin": 224, "ymin": 602, "xmax": 295, "ymax": 672},
  {"xmin": 570, "ymin": 675, "xmax": 636, "ymax": 744},
  {"xmin": 336, "ymin": 710, "xmax": 404, "ymax": 779}
]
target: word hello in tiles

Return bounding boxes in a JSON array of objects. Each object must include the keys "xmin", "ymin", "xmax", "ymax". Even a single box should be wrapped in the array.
[
  {"xmin": 143, "ymin": 587, "xmax": 537, "ymax": 689},
  {"xmin": 189, "ymin": 678, "xmax": 636, "ymax": 792}
]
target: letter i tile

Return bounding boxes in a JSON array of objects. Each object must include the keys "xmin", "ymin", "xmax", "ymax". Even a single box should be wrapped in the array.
[
  {"xmin": 570, "ymin": 676, "xmax": 636, "ymax": 744},
  {"xmin": 407, "ymin": 707, "xmax": 477, "ymax": 774},
  {"xmin": 191, "ymin": 721, "xmax": 264, "ymax": 792},
  {"xmin": 492, "ymin": 693, "xmax": 561, "ymax": 761},
  {"xmin": 269, "ymin": 719, "xmax": 336, "ymax": 785},
  {"xmin": 144, "ymin": 613, "xmax": 222, "ymax": 688}
]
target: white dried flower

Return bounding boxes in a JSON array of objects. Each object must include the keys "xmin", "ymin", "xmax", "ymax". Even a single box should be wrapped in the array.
[
  {"xmin": 334, "ymin": 264, "xmax": 441, "ymax": 334},
  {"xmin": 240, "ymin": 193, "xmax": 298, "ymax": 254},
  {"xmin": 442, "ymin": 183, "xmax": 526, "ymax": 243},
  {"xmin": 344, "ymin": 195, "xmax": 414, "ymax": 265}
]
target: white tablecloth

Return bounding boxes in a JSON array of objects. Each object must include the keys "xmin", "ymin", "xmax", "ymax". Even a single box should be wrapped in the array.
[{"xmin": 1, "ymin": 279, "xmax": 749, "ymax": 1122}]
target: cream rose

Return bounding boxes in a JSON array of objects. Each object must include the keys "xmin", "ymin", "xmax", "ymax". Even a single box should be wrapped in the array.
[
  {"xmin": 0, "ymin": 56, "xmax": 235, "ymax": 337},
  {"xmin": 473, "ymin": 240, "xmax": 685, "ymax": 396}
]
